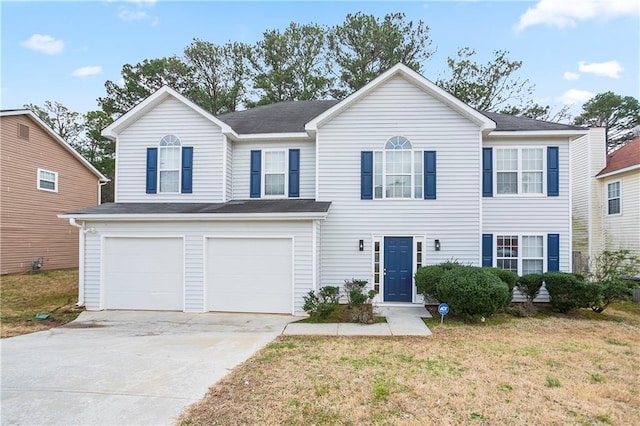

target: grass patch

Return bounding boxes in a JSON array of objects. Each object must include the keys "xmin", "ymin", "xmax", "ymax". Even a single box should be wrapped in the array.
[
  {"xmin": 295, "ymin": 304, "xmax": 386, "ymax": 324},
  {"xmin": 1, "ymin": 269, "xmax": 82, "ymax": 338},
  {"xmin": 179, "ymin": 302, "xmax": 640, "ymax": 425}
]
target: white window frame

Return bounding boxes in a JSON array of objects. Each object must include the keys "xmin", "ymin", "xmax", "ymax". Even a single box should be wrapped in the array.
[
  {"xmin": 158, "ymin": 134, "xmax": 181, "ymax": 194},
  {"xmin": 37, "ymin": 168, "xmax": 58, "ymax": 192},
  {"xmin": 494, "ymin": 146, "xmax": 546, "ymax": 196},
  {"xmin": 606, "ymin": 180, "xmax": 622, "ymax": 216},
  {"xmin": 495, "ymin": 233, "xmax": 546, "ymax": 275},
  {"xmin": 374, "ymin": 136, "xmax": 423, "ymax": 200},
  {"xmin": 261, "ymin": 149, "xmax": 288, "ymax": 198}
]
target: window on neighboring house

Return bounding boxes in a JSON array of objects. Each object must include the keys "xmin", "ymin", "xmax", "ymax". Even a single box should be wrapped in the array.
[
  {"xmin": 374, "ymin": 136, "xmax": 423, "ymax": 199},
  {"xmin": 607, "ymin": 181, "xmax": 621, "ymax": 215},
  {"xmin": 159, "ymin": 134, "xmax": 181, "ymax": 193},
  {"xmin": 263, "ymin": 150, "xmax": 286, "ymax": 196},
  {"xmin": 37, "ymin": 168, "xmax": 57, "ymax": 192},
  {"xmin": 496, "ymin": 235, "xmax": 544, "ymax": 275},
  {"xmin": 496, "ymin": 147, "xmax": 544, "ymax": 195},
  {"xmin": 18, "ymin": 123, "xmax": 30, "ymax": 140}
]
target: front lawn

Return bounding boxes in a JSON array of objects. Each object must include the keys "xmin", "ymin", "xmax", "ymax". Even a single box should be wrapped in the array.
[
  {"xmin": 1, "ymin": 269, "xmax": 83, "ymax": 338},
  {"xmin": 179, "ymin": 302, "xmax": 640, "ymax": 425}
]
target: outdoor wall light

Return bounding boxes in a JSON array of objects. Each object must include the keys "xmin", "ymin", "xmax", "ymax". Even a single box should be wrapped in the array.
[
  {"xmin": 359, "ymin": 239, "xmax": 364, "ymax": 251},
  {"xmin": 434, "ymin": 239, "xmax": 441, "ymax": 251}
]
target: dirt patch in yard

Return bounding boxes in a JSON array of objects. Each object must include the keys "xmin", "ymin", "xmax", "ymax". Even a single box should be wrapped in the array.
[
  {"xmin": 179, "ymin": 303, "xmax": 640, "ymax": 425},
  {"xmin": 1, "ymin": 269, "xmax": 83, "ymax": 338}
]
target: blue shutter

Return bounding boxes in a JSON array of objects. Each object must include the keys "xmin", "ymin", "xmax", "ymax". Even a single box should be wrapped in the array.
[
  {"xmin": 361, "ymin": 151, "xmax": 373, "ymax": 200},
  {"xmin": 548, "ymin": 233, "xmax": 560, "ymax": 271},
  {"xmin": 424, "ymin": 151, "xmax": 436, "ymax": 200},
  {"xmin": 250, "ymin": 150, "xmax": 261, "ymax": 198},
  {"xmin": 482, "ymin": 234, "xmax": 493, "ymax": 267},
  {"xmin": 146, "ymin": 147, "xmax": 157, "ymax": 194},
  {"xmin": 181, "ymin": 147, "xmax": 193, "ymax": 194},
  {"xmin": 482, "ymin": 147, "xmax": 493, "ymax": 197},
  {"xmin": 288, "ymin": 149, "xmax": 300, "ymax": 197},
  {"xmin": 547, "ymin": 146, "xmax": 559, "ymax": 196}
]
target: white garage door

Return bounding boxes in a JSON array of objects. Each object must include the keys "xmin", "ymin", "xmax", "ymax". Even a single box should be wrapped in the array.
[
  {"xmin": 206, "ymin": 237, "xmax": 292, "ymax": 314},
  {"xmin": 103, "ymin": 237, "xmax": 183, "ymax": 311}
]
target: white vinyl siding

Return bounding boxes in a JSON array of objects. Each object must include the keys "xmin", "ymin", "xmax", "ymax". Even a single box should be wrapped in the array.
[
  {"xmin": 602, "ymin": 172, "xmax": 640, "ymax": 256},
  {"xmin": 484, "ymin": 137, "xmax": 572, "ymax": 273},
  {"xmin": 115, "ymin": 97, "xmax": 225, "ymax": 202},
  {"xmin": 81, "ymin": 220, "xmax": 314, "ymax": 314},
  {"xmin": 232, "ymin": 139, "xmax": 315, "ymax": 199},
  {"xmin": 225, "ymin": 138, "xmax": 233, "ymax": 201},
  {"xmin": 317, "ymin": 75, "xmax": 483, "ymax": 288}
]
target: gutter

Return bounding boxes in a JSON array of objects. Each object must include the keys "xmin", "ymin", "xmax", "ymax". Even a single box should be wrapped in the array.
[
  {"xmin": 67, "ymin": 218, "xmax": 86, "ymax": 306},
  {"xmin": 58, "ymin": 212, "xmax": 330, "ymax": 221}
]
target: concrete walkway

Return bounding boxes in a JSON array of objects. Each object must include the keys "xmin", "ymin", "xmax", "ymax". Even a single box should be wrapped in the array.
[{"xmin": 283, "ymin": 305, "xmax": 432, "ymax": 336}]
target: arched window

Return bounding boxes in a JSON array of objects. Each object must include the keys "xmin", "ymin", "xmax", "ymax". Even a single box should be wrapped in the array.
[
  {"xmin": 159, "ymin": 134, "xmax": 181, "ymax": 193},
  {"xmin": 374, "ymin": 136, "xmax": 422, "ymax": 199}
]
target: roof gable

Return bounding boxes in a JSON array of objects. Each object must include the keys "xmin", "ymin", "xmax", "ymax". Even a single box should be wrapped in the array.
[
  {"xmin": 597, "ymin": 137, "xmax": 640, "ymax": 177},
  {"xmin": 102, "ymin": 86, "xmax": 235, "ymax": 139},
  {"xmin": 0, "ymin": 109, "xmax": 107, "ymax": 181},
  {"xmin": 305, "ymin": 63, "xmax": 496, "ymax": 133}
]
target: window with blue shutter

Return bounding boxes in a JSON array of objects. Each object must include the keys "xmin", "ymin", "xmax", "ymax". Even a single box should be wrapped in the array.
[
  {"xmin": 547, "ymin": 147, "xmax": 559, "ymax": 196},
  {"xmin": 424, "ymin": 151, "xmax": 436, "ymax": 200},
  {"xmin": 482, "ymin": 234, "xmax": 493, "ymax": 267},
  {"xmin": 361, "ymin": 151, "xmax": 373, "ymax": 200},
  {"xmin": 547, "ymin": 233, "xmax": 560, "ymax": 271},
  {"xmin": 250, "ymin": 150, "xmax": 261, "ymax": 198},
  {"xmin": 181, "ymin": 147, "xmax": 193, "ymax": 194},
  {"xmin": 146, "ymin": 147, "xmax": 158, "ymax": 194},
  {"xmin": 482, "ymin": 148, "xmax": 493, "ymax": 197},
  {"xmin": 288, "ymin": 149, "xmax": 300, "ymax": 197}
]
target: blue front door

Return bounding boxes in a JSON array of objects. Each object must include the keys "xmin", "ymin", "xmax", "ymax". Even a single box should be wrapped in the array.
[{"xmin": 383, "ymin": 237, "xmax": 413, "ymax": 302}]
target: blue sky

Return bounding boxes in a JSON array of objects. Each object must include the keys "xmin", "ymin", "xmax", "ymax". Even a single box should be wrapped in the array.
[{"xmin": 1, "ymin": 0, "xmax": 638, "ymax": 119}]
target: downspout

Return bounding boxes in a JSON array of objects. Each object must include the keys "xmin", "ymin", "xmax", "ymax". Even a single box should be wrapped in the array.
[
  {"xmin": 68, "ymin": 218, "xmax": 86, "ymax": 306},
  {"xmin": 98, "ymin": 181, "xmax": 108, "ymax": 205}
]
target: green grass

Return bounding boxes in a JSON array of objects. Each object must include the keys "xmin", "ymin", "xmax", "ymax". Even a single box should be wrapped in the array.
[{"xmin": 1, "ymin": 269, "xmax": 82, "ymax": 338}]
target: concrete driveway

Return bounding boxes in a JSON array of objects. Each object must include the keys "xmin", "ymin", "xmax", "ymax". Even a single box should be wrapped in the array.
[{"xmin": 1, "ymin": 311, "xmax": 295, "ymax": 425}]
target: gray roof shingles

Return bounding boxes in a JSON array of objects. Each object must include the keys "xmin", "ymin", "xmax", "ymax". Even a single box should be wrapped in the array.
[
  {"xmin": 215, "ymin": 100, "xmax": 584, "ymax": 134},
  {"xmin": 65, "ymin": 199, "xmax": 331, "ymax": 215}
]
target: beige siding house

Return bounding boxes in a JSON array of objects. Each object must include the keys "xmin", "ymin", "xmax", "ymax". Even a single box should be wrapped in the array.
[
  {"xmin": 571, "ymin": 131, "xmax": 640, "ymax": 271},
  {"xmin": 0, "ymin": 110, "xmax": 107, "ymax": 275}
]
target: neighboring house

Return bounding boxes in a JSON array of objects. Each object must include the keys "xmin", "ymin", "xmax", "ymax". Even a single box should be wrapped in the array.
[
  {"xmin": 0, "ymin": 110, "xmax": 108, "ymax": 275},
  {"xmin": 572, "ymin": 131, "xmax": 640, "ymax": 270},
  {"xmin": 61, "ymin": 64, "xmax": 586, "ymax": 314}
]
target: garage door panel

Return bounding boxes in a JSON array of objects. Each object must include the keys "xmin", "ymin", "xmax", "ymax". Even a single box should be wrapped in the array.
[
  {"xmin": 206, "ymin": 238, "xmax": 292, "ymax": 314},
  {"xmin": 104, "ymin": 238, "xmax": 183, "ymax": 311}
]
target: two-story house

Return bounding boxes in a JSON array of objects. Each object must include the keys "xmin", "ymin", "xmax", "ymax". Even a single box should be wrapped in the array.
[
  {"xmin": 61, "ymin": 64, "xmax": 586, "ymax": 314},
  {"xmin": 1, "ymin": 109, "xmax": 107, "ymax": 275}
]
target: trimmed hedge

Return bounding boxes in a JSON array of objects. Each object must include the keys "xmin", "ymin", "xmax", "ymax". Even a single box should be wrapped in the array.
[
  {"xmin": 436, "ymin": 265, "xmax": 510, "ymax": 320},
  {"xmin": 415, "ymin": 265, "xmax": 445, "ymax": 299},
  {"xmin": 484, "ymin": 267, "xmax": 518, "ymax": 308},
  {"xmin": 543, "ymin": 272, "xmax": 592, "ymax": 313},
  {"xmin": 517, "ymin": 274, "xmax": 544, "ymax": 303}
]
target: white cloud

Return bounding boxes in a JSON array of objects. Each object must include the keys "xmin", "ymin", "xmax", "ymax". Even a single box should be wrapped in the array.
[
  {"xmin": 578, "ymin": 60, "xmax": 624, "ymax": 78},
  {"xmin": 71, "ymin": 66, "xmax": 102, "ymax": 77},
  {"xmin": 516, "ymin": 0, "xmax": 639, "ymax": 31},
  {"xmin": 118, "ymin": 8, "xmax": 149, "ymax": 21},
  {"xmin": 558, "ymin": 89, "xmax": 595, "ymax": 105},
  {"xmin": 563, "ymin": 71, "xmax": 581, "ymax": 80},
  {"xmin": 20, "ymin": 34, "xmax": 64, "ymax": 55}
]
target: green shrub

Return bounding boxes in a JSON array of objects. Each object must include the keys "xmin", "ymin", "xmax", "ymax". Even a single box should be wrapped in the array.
[
  {"xmin": 435, "ymin": 266, "xmax": 510, "ymax": 320},
  {"xmin": 543, "ymin": 272, "xmax": 591, "ymax": 313},
  {"xmin": 415, "ymin": 265, "xmax": 445, "ymax": 299},
  {"xmin": 484, "ymin": 267, "xmax": 518, "ymax": 308},
  {"xmin": 517, "ymin": 274, "xmax": 544, "ymax": 303},
  {"xmin": 589, "ymin": 280, "xmax": 634, "ymax": 313},
  {"xmin": 343, "ymin": 278, "xmax": 376, "ymax": 323},
  {"xmin": 303, "ymin": 286, "xmax": 340, "ymax": 318}
]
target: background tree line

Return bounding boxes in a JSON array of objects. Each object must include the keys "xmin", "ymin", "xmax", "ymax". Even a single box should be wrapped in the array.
[{"xmin": 26, "ymin": 12, "xmax": 640, "ymax": 203}]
